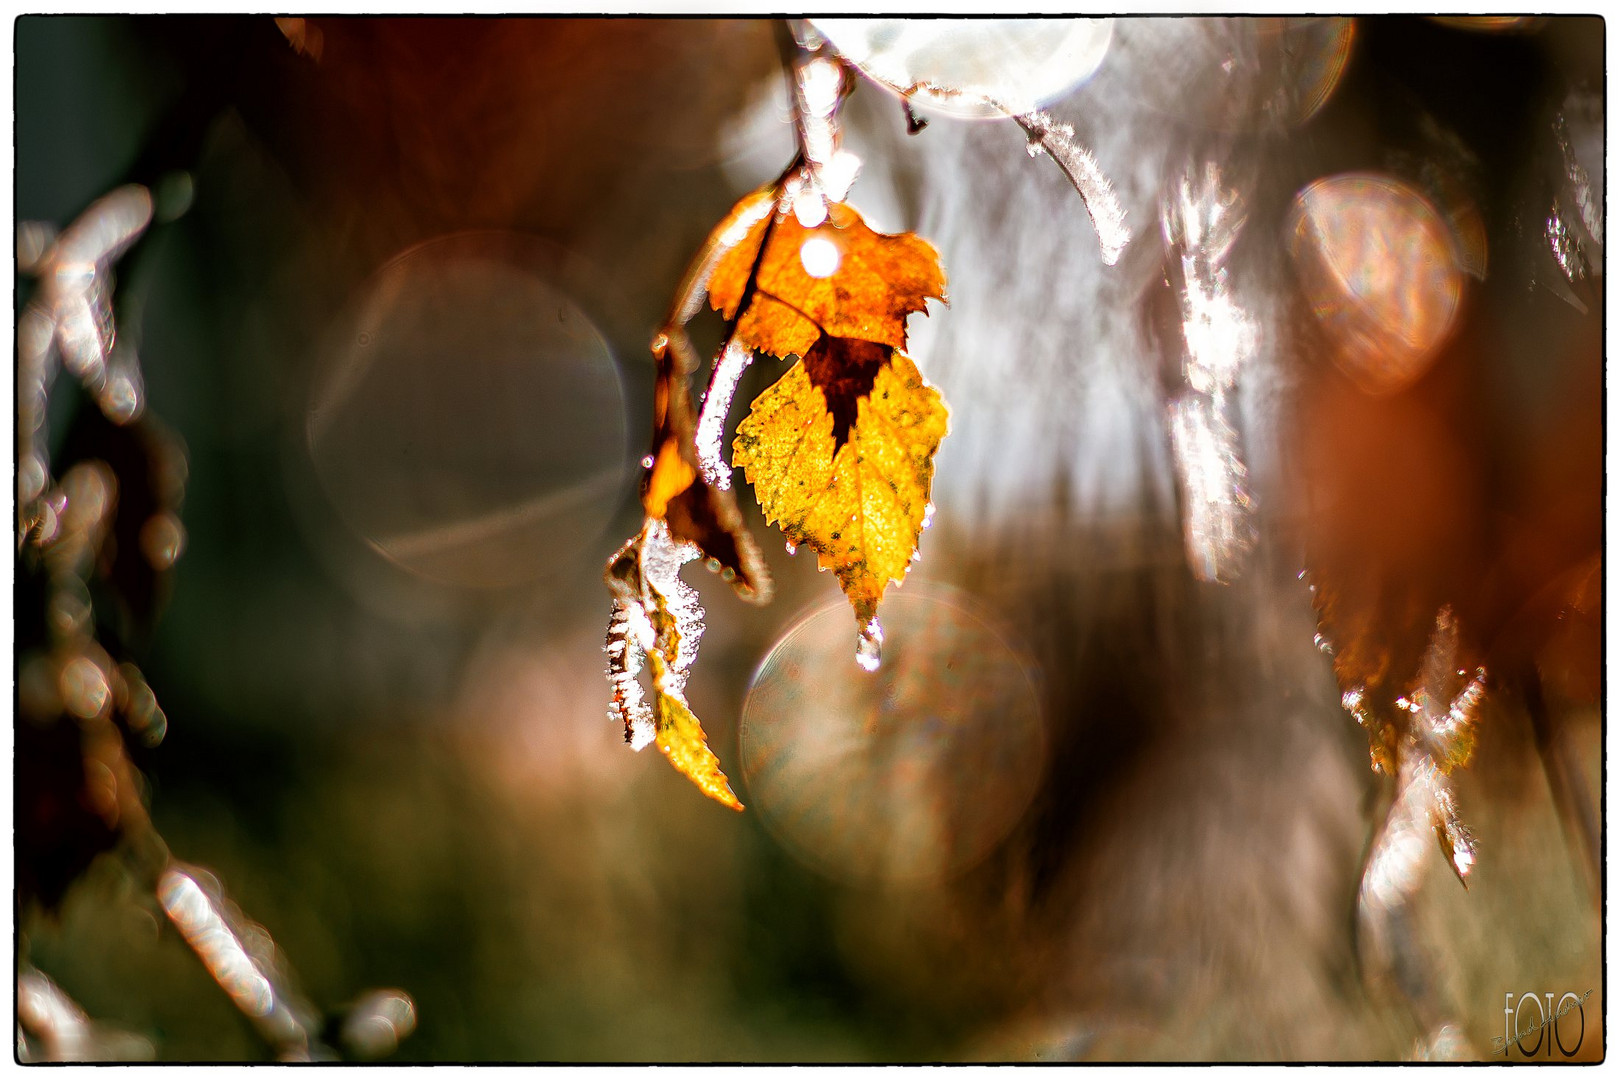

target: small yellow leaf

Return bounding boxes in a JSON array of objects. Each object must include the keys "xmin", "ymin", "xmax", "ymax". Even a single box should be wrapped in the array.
[
  {"xmin": 733, "ymin": 348, "xmax": 946, "ymax": 628},
  {"xmin": 654, "ymin": 689, "xmax": 743, "ymax": 812},
  {"xmin": 708, "ymin": 201, "xmax": 946, "ymax": 360}
]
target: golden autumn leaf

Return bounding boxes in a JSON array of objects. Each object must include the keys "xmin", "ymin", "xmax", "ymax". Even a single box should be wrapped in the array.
[
  {"xmin": 653, "ymin": 683, "xmax": 743, "ymax": 812},
  {"xmin": 733, "ymin": 349, "xmax": 947, "ymax": 651},
  {"xmin": 708, "ymin": 201, "xmax": 946, "ymax": 359},
  {"xmin": 705, "ymin": 196, "xmax": 951, "ymax": 663}
]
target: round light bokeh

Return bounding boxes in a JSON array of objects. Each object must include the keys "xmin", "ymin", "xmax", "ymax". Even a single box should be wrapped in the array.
[
  {"xmin": 741, "ymin": 590, "xmax": 1045, "ymax": 886},
  {"xmin": 1289, "ymin": 174, "xmax": 1464, "ymax": 395},
  {"xmin": 308, "ymin": 234, "xmax": 627, "ymax": 589},
  {"xmin": 811, "ymin": 19, "xmax": 1114, "ymax": 119}
]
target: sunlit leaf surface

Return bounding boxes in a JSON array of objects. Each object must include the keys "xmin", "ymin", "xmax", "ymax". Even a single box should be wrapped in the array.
[
  {"xmin": 707, "ymin": 200, "xmax": 946, "ymax": 359},
  {"xmin": 654, "ymin": 685, "xmax": 743, "ymax": 812},
  {"xmin": 735, "ymin": 352, "xmax": 946, "ymax": 660}
]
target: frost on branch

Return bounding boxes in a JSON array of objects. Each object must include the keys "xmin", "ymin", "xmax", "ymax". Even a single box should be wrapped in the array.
[
  {"xmin": 596, "ymin": 185, "xmax": 782, "ymax": 811},
  {"xmin": 602, "ymin": 322, "xmax": 756, "ymax": 808},
  {"xmin": 880, "ymin": 83, "xmax": 1134, "ymax": 267},
  {"xmin": 604, "ymin": 519, "xmax": 740, "ymax": 810},
  {"xmin": 605, "ymin": 519, "xmax": 707, "ymax": 749},
  {"xmin": 1015, "ymin": 108, "xmax": 1134, "ymax": 266},
  {"xmin": 694, "ymin": 339, "xmax": 754, "ymax": 491},
  {"xmin": 802, "ymin": 20, "xmax": 1130, "ymax": 266}
]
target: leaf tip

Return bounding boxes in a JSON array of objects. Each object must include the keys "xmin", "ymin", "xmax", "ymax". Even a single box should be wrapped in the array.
[{"xmin": 654, "ymin": 691, "xmax": 746, "ymax": 812}]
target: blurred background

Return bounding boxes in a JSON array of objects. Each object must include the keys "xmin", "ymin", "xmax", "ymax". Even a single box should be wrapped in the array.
[{"xmin": 14, "ymin": 17, "xmax": 1603, "ymax": 1061}]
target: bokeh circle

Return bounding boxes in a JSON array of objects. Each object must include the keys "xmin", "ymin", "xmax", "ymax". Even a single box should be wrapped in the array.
[
  {"xmin": 741, "ymin": 589, "xmax": 1046, "ymax": 886},
  {"xmin": 1289, "ymin": 173, "xmax": 1464, "ymax": 394},
  {"xmin": 307, "ymin": 233, "xmax": 627, "ymax": 589}
]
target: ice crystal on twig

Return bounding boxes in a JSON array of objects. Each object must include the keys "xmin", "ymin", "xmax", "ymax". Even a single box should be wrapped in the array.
[
  {"xmin": 1356, "ymin": 606, "xmax": 1486, "ymax": 907},
  {"xmin": 1553, "ymin": 108, "xmax": 1601, "ymax": 247},
  {"xmin": 1545, "ymin": 196, "xmax": 1591, "ymax": 293},
  {"xmin": 695, "ymin": 339, "xmax": 755, "ymax": 491},
  {"xmin": 1015, "ymin": 109, "xmax": 1133, "ymax": 266},
  {"xmin": 605, "ymin": 520, "xmax": 706, "ymax": 749}
]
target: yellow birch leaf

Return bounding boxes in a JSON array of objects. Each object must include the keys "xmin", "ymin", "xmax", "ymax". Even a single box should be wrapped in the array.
[
  {"xmin": 653, "ymin": 686, "xmax": 743, "ymax": 812},
  {"xmin": 733, "ymin": 347, "xmax": 947, "ymax": 631},
  {"xmin": 707, "ymin": 201, "xmax": 946, "ymax": 360}
]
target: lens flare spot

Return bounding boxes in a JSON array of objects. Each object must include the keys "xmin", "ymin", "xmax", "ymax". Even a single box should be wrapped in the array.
[
  {"xmin": 139, "ymin": 511, "xmax": 187, "ymax": 571},
  {"xmin": 799, "ymin": 235, "xmax": 841, "ymax": 278},
  {"xmin": 1289, "ymin": 173, "xmax": 1463, "ymax": 395},
  {"xmin": 60, "ymin": 657, "xmax": 110, "ymax": 720},
  {"xmin": 339, "ymin": 990, "xmax": 417, "ymax": 1060},
  {"xmin": 306, "ymin": 233, "xmax": 627, "ymax": 589},
  {"xmin": 1428, "ymin": 16, "xmax": 1541, "ymax": 33},
  {"xmin": 1125, "ymin": 18, "xmax": 1353, "ymax": 133}
]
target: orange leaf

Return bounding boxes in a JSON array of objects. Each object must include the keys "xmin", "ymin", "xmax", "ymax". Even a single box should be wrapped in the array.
[
  {"xmin": 642, "ymin": 438, "xmax": 696, "ymax": 520},
  {"xmin": 708, "ymin": 201, "xmax": 945, "ymax": 359}
]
